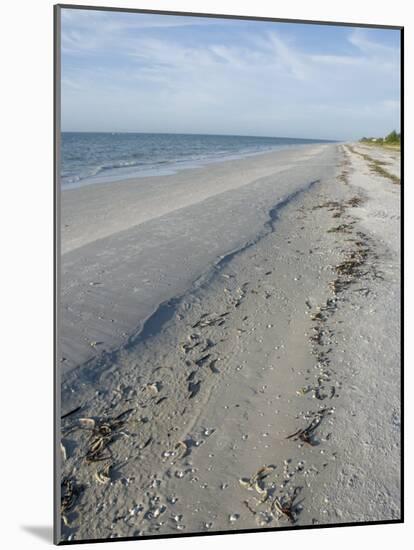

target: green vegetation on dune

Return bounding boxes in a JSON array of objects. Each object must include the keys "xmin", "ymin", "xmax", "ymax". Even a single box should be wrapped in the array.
[
  {"xmin": 360, "ymin": 130, "xmax": 401, "ymax": 150},
  {"xmin": 384, "ymin": 130, "xmax": 400, "ymax": 144}
]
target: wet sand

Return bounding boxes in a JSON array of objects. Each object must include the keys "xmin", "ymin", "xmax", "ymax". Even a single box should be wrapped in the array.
[
  {"xmin": 59, "ymin": 144, "xmax": 400, "ymax": 542},
  {"xmin": 60, "ymin": 144, "xmax": 336, "ymax": 374}
]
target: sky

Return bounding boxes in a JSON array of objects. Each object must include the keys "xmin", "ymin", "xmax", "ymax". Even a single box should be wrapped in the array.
[{"xmin": 60, "ymin": 8, "xmax": 401, "ymax": 140}]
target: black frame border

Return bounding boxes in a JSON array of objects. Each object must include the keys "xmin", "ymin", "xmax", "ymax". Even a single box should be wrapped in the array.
[{"xmin": 53, "ymin": 3, "xmax": 404, "ymax": 545}]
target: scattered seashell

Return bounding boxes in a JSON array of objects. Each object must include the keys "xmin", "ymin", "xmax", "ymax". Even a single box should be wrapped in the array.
[
  {"xmin": 175, "ymin": 440, "xmax": 189, "ymax": 458},
  {"xmin": 254, "ymin": 481, "xmax": 267, "ymax": 495},
  {"xmin": 78, "ymin": 417, "xmax": 96, "ymax": 430},
  {"xmin": 145, "ymin": 382, "xmax": 161, "ymax": 394},
  {"xmin": 162, "ymin": 450, "xmax": 173, "ymax": 458},
  {"xmin": 239, "ymin": 478, "xmax": 253, "ymax": 489},
  {"xmin": 95, "ymin": 465, "xmax": 111, "ymax": 484},
  {"xmin": 129, "ymin": 504, "xmax": 143, "ymax": 516}
]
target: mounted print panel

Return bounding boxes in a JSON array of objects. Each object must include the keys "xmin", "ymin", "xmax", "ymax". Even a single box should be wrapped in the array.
[{"xmin": 55, "ymin": 4, "xmax": 402, "ymax": 544}]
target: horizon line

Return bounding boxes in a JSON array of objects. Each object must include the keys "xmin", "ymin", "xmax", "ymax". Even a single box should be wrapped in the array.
[{"xmin": 61, "ymin": 130, "xmax": 342, "ymax": 141}]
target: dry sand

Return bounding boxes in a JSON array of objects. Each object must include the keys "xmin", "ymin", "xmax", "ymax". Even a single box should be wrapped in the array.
[{"xmin": 58, "ymin": 143, "xmax": 400, "ymax": 542}]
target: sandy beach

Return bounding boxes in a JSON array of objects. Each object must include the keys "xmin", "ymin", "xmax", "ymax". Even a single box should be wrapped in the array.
[{"xmin": 59, "ymin": 143, "xmax": 400, "ymax": 541}]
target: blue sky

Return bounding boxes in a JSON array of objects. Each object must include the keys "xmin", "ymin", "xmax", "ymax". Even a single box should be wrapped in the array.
[{"xmin": 61, "ymin": 9, "xmax": 401, "ymax": 140}]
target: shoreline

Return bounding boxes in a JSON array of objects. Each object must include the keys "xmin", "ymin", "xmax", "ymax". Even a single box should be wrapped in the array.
[
  {"xmin": 61, "ymin": 143, "xmax": 311, "ymax": 190},
  {"xmin": 61, "ymin": 143, "xmax": 336, "ymax": 253},
  {"xmin": 61, "ymin": 133, "xmax": 338, "ymax": 190},
  {"xmin": 60, "ymin": 143, "xmax": 400, "ymax": 541}
]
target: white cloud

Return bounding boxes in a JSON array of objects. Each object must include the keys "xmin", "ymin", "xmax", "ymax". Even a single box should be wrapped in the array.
[
  {"xmin": 266, "ymin": 33, "xmax": 308, "ymax": 80},
  {"xmin": 61, "ymin": 14, "xmax": 401, "ymax": 139}
]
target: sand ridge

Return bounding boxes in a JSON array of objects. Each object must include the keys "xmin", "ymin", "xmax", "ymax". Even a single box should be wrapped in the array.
[{"xmin": 60, "ymin": 144, "xmax": 337, "ymax": 374}]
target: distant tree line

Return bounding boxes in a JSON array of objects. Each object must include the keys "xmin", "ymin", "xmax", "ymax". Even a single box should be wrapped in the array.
[{"xmin": 360, "ymin": 130, "xmax": 400, "ymax": 144}]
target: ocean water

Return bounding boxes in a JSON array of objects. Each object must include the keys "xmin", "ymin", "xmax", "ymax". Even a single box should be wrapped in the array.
[{"xmin": 60, "ymin": 132, "xmax": 331, "ymax": 188}]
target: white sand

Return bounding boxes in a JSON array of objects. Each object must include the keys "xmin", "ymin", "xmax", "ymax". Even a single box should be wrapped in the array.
[
  {"xmin": 59, "ymin": 144, "xmax": 400, "ymax": 542},
  {"xmin": 60, "ymin": 144, "xmax": 336, "ymax": 374},
  {"xmin": 355, "ymin": 144, "xmax": 401, "ymax": 180}
]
